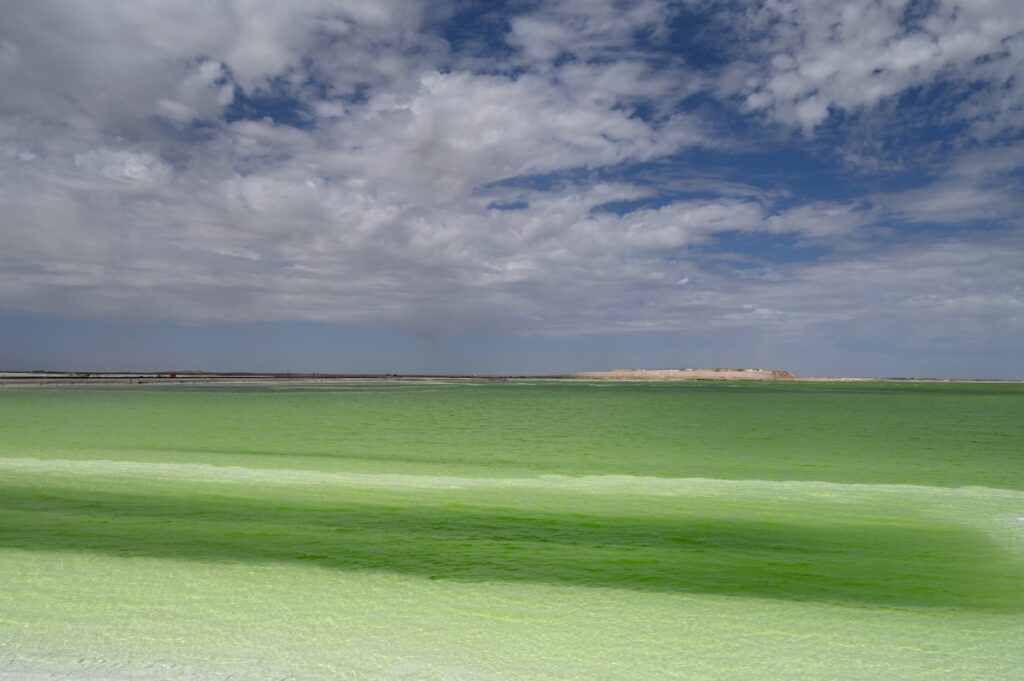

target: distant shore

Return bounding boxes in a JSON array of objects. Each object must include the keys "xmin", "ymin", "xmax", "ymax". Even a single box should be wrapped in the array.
[
  {"xmin": 571, "ymin": 368, "xmax": 1020, "ymax": 383},
  {"xmin": 0, "ymin": 369, "xmax": 1020, "ymax": 385},
  {"xmin": 0, "ymin": 371, "xmax": 517, "ymax": 385}
]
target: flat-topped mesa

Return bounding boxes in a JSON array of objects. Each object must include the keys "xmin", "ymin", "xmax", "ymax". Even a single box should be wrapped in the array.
[{"xmin": 573, "ymin": 368, "xmax": 797, "ymax": 381}]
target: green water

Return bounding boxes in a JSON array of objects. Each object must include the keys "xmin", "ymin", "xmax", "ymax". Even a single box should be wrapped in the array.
[{"xmin": 1, "ymin": 381, "xmax": 1022, "ymax": 679}]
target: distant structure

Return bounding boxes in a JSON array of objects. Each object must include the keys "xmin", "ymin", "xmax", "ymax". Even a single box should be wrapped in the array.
[{"xmin": 573, "ymin": 368, "xmax": 797, "ymax": 381}]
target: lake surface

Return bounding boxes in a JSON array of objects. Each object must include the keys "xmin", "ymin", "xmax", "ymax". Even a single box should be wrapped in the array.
[{"xmin": 1, "ymin": 381, "xmax": 1022, "ymax": 679}]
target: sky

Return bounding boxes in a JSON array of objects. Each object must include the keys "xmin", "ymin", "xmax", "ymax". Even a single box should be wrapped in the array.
[{"xmin": 1, "ymin": 0, "xmax": 1022, "ymax": 378}]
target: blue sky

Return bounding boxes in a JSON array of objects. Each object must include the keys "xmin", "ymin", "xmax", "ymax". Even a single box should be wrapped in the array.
[{"xmin": 1, "ymin": 0, "xmax": 1022, "ymax": 377}]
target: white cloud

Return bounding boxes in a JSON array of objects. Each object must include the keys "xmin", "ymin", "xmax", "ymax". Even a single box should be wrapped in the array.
[
  {"xmin": 873, "ymin": 182, "xmax": 1021, "ymax": 224},
  {"xmin": 0, "ymin": 113, "xmax": 782, "ymax": 333},
  {"xmin": 312, "ymin": 69, "xmax": 706, "ymax": 204},
  {"xmin": 713, "ymin": 0, "xmax": 1024, "ymax": 136},
  {"xmin": 870, "ymin": 141, "xmax": 1024, "ymax": 224},
  {"xmin": 764, "ymin": 233, "xmax": 1024, "ymax": 339},
  {"xmin": 0, "ymin": 0, "xmax": 447, "ymax": 134},
  {"xmin": 765, "ymin": 202, "xmax": 872, "ymax": 237},
  {"xmin": 508, "ymin": 0, "xmax": 672, "ymax": 63},
  {"xmin": 74, "ymin": 149, "xmax": 171, "ymax": 186}
]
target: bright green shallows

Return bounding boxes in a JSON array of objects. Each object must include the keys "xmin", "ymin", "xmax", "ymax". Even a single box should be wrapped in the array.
[{"xmin": 1, "ymin": 381, "xmax": 1023, "ymax": 680}]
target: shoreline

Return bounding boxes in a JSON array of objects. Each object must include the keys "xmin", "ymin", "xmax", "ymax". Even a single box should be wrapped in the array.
[{"xmin": 0, "ymin": 371, "xmax": 1020, "ymax": 385}]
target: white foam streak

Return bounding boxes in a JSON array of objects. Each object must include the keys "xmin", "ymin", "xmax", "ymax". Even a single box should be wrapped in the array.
[
  {"xmin": 6, "ymin": 456, "xmax": 1023, "ymax": 554},
  {"xmin": 2, "ymin": 456, "xmax": 1022, "ymax": 505}
]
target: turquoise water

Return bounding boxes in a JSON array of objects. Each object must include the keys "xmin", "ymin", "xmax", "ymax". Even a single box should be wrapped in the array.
[{"xmin": 1, "ymin": 381, "xmax": 1022, "ymax": 679}]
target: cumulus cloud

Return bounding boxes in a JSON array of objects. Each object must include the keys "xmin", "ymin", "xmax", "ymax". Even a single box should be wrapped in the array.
[
  {"xmin": 0, "ymin": 0, "xmax": 448, "ymax": 134},
  {"xmin": 712, "ymin": 0, "xmax": 1024, "ymax": 136}
]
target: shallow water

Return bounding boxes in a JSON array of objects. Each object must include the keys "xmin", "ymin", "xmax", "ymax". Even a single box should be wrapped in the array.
[{"xmin": 1, "ymin": 381, "xmax": 1022, "ymax": 679}]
